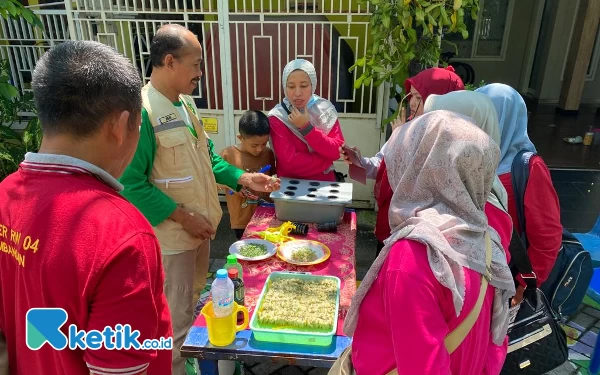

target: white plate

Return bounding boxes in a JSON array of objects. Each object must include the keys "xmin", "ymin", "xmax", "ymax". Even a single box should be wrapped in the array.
[
  {"xmin": 229, "ymin": 239, "xmax": 277, "ymax": 261},
  {"xmin": 277, "ymin": 240, "xmax": 331, "ymax": 266}
]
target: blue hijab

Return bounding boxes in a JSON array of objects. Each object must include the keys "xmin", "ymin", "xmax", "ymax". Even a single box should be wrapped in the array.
[{"xmin": 476, "ymin": 83, "xmax": 537, "ymax": 175}]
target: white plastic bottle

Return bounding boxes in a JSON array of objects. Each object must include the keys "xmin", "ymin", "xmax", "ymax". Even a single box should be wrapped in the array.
[{"xmin": 211, "ymin": 269, "xmax": 234, "ymax": 318}]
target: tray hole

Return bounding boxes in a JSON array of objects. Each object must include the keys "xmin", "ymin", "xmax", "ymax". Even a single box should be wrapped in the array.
[
  {"xmin": 308, "ymin": 188, "xmax": 317, "ymax": 192},
  {"xmin": 327, "ymin": 195, "xmax": 338, "ymax": 199},
  {"xmin": 309, "ymin": 182, "xmax": 321, "ymax": 186},
  {"xmin": 307, "ymin": 194, "xmax": 316, "ymax": 198},
  {"xmin": 289, "ymin": 180, "xmax": 300, "ymax": 185},
  {"xmin": 286, "ymin": 186, "xmax": 298, "ymax": 191},
  {"xmin": 330, "ymin": 183, "xmax": 340, "ymax": 187},
  {"xmin": 284, "ymin": 191, "xmax": 296, "ymax": 196},
  {"xmin": 329, "ymin": 190, "xmax": 339, "ymax": 193}
]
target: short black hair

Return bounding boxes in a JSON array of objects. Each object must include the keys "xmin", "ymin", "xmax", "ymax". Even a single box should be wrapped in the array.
[
  {"xmin": 239, "ymin": 111, "xmax": 270, "ymax": 137},
  {"xmin": 32, "ymin": 40, "xmax": 142, "ymax": 138},
  {"xmin": 150, "ymin": 24, "xmax": 189, "ymax": 68}
]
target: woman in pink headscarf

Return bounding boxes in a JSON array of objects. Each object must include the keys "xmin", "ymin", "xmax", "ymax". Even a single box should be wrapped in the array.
[{"xmin": 345, "ymin": 110, "xmax": 515, "ymax": 375}]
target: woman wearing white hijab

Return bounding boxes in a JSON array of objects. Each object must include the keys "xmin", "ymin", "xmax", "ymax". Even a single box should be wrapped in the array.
[
  {"xmin": 268, "ymin": 59, "xmax": 345, "ymax": 181},
  {"xmin": 346, "ymin": 111, "xmax": 515, "ymax": 375},
  {"xmin": 476, "ymin": 83, "xmax": 562, "ymax": 306}
]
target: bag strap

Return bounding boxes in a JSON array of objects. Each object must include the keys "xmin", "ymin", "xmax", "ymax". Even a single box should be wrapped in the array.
[
  {"xmin": 444, "ymin": 232, "xmax": 493, "ymax": 354},
  {"xmin": 511, "ymin": 150, "xmax": 536, "ymax": 246},
  {"xmin": 509, "ymin": 150, "xmax": 538, "ymax": 302}
]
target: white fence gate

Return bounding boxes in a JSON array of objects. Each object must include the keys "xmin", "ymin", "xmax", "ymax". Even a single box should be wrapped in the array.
[{"xmin": 0, "ymin": 0, "xmax": 386, "ymax": 204}]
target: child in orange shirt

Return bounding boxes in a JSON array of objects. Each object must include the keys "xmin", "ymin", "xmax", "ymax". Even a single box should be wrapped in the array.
[{"xmin": 220, "ymin": 111, "xmax": 276, "ymax": 239}]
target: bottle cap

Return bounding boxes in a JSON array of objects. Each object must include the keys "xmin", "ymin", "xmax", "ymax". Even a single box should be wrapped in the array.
[
  {"xmin": 216, "ymin": 269, "xmax": 228, "ymax": 278},
  {"xmin": 227, "ymin": 254, "xmax": 238, "ymax": 264},
  {"xmin": 227, "ymin": 268, "xmax": 239, "ymax": 279}
]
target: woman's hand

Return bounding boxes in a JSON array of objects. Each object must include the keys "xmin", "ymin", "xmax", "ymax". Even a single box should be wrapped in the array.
[
  {"xmin": 288, "ymin": 107, "xmax": 311, "ymax": 129},
  {"xmin": 391, "ymin": 107, "xmax": 407, "ymax": 131},
  {"xmin": 339, "ymin": 145, "xmax": 361, "ymax": 164},
  {"xmin": 511, "ymin": 284, "xmax": 526, "ymax": 307}
]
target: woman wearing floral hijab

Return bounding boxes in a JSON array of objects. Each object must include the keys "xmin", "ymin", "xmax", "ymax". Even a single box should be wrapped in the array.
[
  {"xmin": 346, "ymin": 111, "xmax": 515, "ymax": 375},
  {"xmin": 268, "ymin": 59, "xmax": 345, "ymax": 181}
]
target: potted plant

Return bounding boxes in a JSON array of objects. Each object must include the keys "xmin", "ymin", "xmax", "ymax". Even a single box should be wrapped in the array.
[{"xmin": 350, "ymin": 0, "xmax": 480, "ymax": 126}]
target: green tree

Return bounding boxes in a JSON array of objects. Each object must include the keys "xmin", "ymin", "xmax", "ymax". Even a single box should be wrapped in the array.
[
  {"xmin": 351, "ymin": 0, "xmax": 480, "ymax": 124},
  {"xmin": 0, "ymin": 0, "xmax": 43, "ymax": 180}
]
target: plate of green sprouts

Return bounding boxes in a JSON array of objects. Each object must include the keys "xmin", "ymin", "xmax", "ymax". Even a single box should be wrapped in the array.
[
  {"xmin": 229, "ymin": 239, "xmax": 277, "ymax": 261},
  {"xmin": 277, "ymin": 240, "xmax": 331, "ymax": 266}
]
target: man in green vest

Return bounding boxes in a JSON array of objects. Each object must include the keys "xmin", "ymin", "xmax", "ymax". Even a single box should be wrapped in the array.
[{"xmin": 119, "ymin": 24, "xmax": 279, "ymax": 374}]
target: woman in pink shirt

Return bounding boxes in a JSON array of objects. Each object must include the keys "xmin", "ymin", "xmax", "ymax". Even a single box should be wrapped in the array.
[
  {"xmin": 268, "ymin": 59, "xmax": 345, "ymax": 181},
  {"xmin": 344, "ymin": 111, "xmax": 516, "ymax": 375}
]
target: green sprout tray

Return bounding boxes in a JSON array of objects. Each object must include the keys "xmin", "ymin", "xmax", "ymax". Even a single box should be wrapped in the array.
[{"xmin": 249, "ymin": 271, "xmax": 341, "ymax": 346}]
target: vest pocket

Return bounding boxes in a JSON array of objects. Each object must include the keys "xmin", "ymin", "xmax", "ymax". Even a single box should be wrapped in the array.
[
  {"xmin": 155, "ymin": 130, "xmax": 190, "ymax": 172},
  {"xmin": 154, "ymin": 176, "xmax": 194, "ymax": 204}
]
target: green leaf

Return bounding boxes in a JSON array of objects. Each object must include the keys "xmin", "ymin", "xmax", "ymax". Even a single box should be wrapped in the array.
[
  {"xmin": 391, "ymin": 61, "xmax": 405, "ymax": 74},
  {"xmin": 5, "ymin": 1, "xmax": 17, "ymax": 17},
  {"xmin": 382, "ymin": 109, "xmax": 398, "ymax": 125},
  {"xmin": 20, "ymin": 9, "xmax": 33, "ymax": 25},
  {"xmin": 403, "ymin": 51, "xmax": 416, "ymax": 62},
  {"xmin": 427, "ymin": 14, "xmax": 438, "ymax": 26},
  {"xmin": 382, "ymin": 13, "xmax": 390, "ymax": 28},
  {"xmin": 371, "ymin": 64, "xmax": 385, "ymax": 73},
  {"xmin": 0, "ymin": 8, "xmax": 8, "ymax": 20},
  {"xmin": 461, "ymin": 29, "xmax": 469, "ymax": 39},
  {"xmin": 374, "ymin": 76, "xmax": 389, "ymax": 87},
  {"xmin": 406, "ymin": 28, "xmax": 417, "ymax": 43},
  {"xmin": 0, "ymin": 125, "xmax": 22, "ymax": 141},
  {"xmin": 354, "ymin": 57, "xmax": 366, "ymax": 68},
  {"xmin": 424, "ymin": 2, "xmax": 443, "ymax": 13},
  {"xmin": 415, "ymin": 8, "xmax": 424, "ymax": 22},
  {"xmin": 0, "ymin": 151, "xmax": 16, "ymax": 162},
  {"xmin": 0, "ymin": 83, "xmax": 18, "ymax": 99},
  {"xmin": 471, "ymin": 6, "xmax": 478, "ymax": 20},
  {"xmin": 33, "ymin": 15, "xmax": 44, "ymax": 29},
  {"xmin": 354, "ymin": 75, "xmax": 366, "ymax": 89}
]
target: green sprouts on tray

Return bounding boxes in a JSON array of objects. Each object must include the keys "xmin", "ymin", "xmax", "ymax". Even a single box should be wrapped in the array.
[{"xmin": 257, "ymin": 277, "xmax": 338, "ymax": 330}]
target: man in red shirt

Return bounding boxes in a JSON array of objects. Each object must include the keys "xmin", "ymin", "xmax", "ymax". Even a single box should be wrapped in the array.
[{"xmin": 0, "ymin": 41, "xmax": 172, "ymax": 375}]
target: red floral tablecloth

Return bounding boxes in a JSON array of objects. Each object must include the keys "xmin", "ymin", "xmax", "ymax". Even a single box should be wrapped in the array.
[{"xmin": 193, "ymin": 204, "xmax": 357, "ymax": 336}]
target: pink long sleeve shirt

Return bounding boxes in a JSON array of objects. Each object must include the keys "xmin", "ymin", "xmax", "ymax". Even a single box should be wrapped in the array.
[
  {"xmin": 352, "ymin": 203, "xmax": 512, "ymax": 375},
  {"xmin": 268, "ymin": 116, "xmax": 345, "ymax": 181}
]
